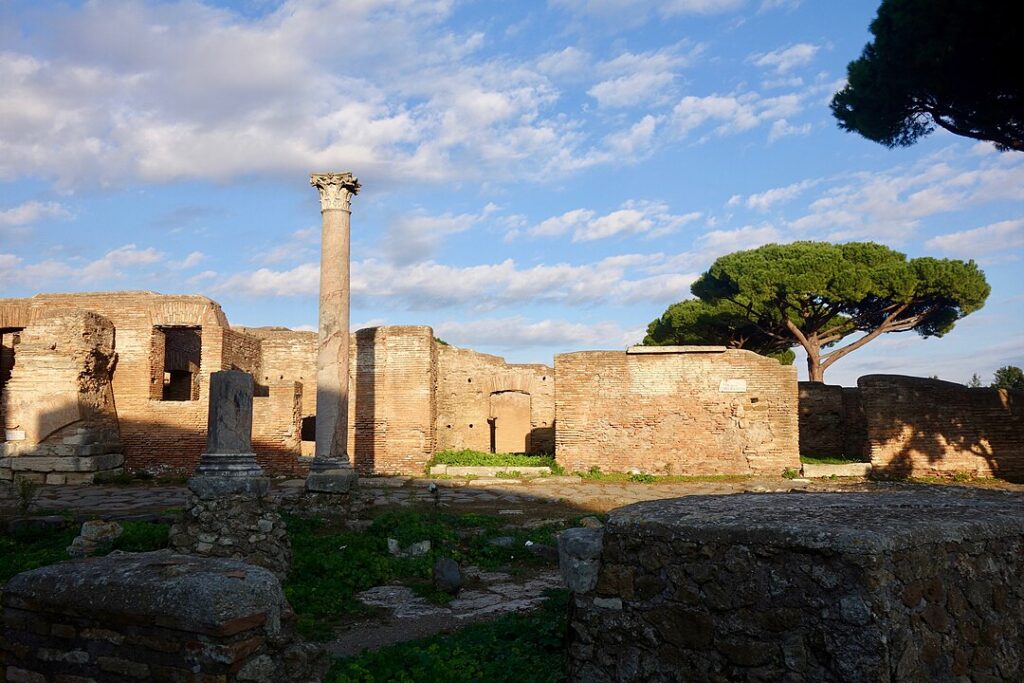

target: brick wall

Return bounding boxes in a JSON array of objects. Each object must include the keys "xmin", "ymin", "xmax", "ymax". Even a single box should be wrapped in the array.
[
  {"xmin": 236, "ymin": 327, "xmax": 317, "ymax": 418},
  {"xmin": 859, "ymin": 374, "xmax": 1024, "ymax": 478},
  {"xmin": 435, "ymin": 345, "xmax": 554, "ymax": 454},
  {"xmin": 253, "ymin": 382, "xmax": 304, "ymax": 475},
  {"xmin": 798, "ymin": 382, "xmax": 867, "ymax": 459},
  {"xmin": 349, "ymin": 326, "xmax": 436, "ymax": 474},
  {"xmin": 555, "ymin": 346, "xmax": 799, "ymax": 475}
]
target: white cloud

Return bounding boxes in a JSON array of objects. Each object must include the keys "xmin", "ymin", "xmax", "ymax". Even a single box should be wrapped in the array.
[
  {"xmin": 552, "ymin": 0, "xmax": 744, "ymax": 21},
  {"xmin": 750, "ymin": 43, "xmax": 820, "ymax": 74},
  {"xmin": 0, "ymin": 200, "xmax": 70, "ymax": 226},
  {"xmin": 603, "ymin": 115, "xmax": 658, "ymax": 157},
  {"xmin": 672, "ymin": 94, "xmax": 761, "ymax": 136},
  {"xmin": 435, "ymin": 316, "xmax": 643, "ymax": 350},
  {"xmin": 536, "ymin": 47, "xmax": 590, "ymax": 79},
  {"xmin": 767, "ymin": 118, "xmax": 812, "ymax": 142},
  {"xmin": 925, "ymin": 219, "xmax": 1024, "ymax": 258},
  {"xmin": 745, "ymin": 179, "xmax": 816, "ymax": 211},
  {"xmin": 384, "ymin": 204, "xmax": 497, "ymax": 265},
  {"xmin": 696, "ymin": 224, "xmax": 782, "ymax": 253},
  {"xmin": 527, "ymin": 200, "xmax": 700, "ymax": 241},
  {"xmin": 170, "ymin": 251, "xmax": 205, "ymax": 269},
  {"xmin": 0, "ymin": 1, "xmax": 605, "ymax": 189},
  {"xmin": 80, "ymin": 244, "xmax": 164, "ymax": 282},
  {"xmin": 587, "ymin": 44, "xmax": 698, "ymax": 108}
]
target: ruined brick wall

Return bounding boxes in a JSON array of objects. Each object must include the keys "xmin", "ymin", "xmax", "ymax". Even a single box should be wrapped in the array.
[
  {"xmin": 435, "ymin": 345, "xmax": 554, "ymax": 454},
  {"xmin": 349, "ymin": 326, "xmax": 436, "ymax": 474},
  {"xmin": 860, "ymin": 374, "xmax": 1024, "ymax": 478},
  {"xmin": 221, "ymin": 328, "xmax": 261, "ymax": 376},
  {"xmin": 798, "ymin": 382, "xmax": 867, "ymax": 459},
  {"xmin": 236, "ymin": 327, "xmax": 317, "ymax": 419},
  {"xmin": 0, "ymin": 293, "xmax": 229, "ymax": 474},
  {"xmin": 253, "ymin": 382, "xmax": 304, "ymax": 475},
  {"xmin": 555, "ymin": 347, "xmax": 799, "ymax": 475}
]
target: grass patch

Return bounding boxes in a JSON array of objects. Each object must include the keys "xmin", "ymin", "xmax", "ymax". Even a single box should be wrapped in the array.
[
  {"xmin": 0, "ymin": 520, "xmax": 169, "ymax": 586},
  {"xmin": 800, "ymin": 454, "xmax": 867, "ymax": 465},
  {"xmin": 285, "ymin": 510, "xmax": 564, "ymax": 641},
  {"xmin": 576, "ymin": 466, "xmax": 751, "ymax": 484},
  {"xmin": 429, "ymin": 449, "xmax": 557, "ymax": 470},
  {"xmin": 328, "ymin": 589, "xmax": 569, "ymax": 682}
]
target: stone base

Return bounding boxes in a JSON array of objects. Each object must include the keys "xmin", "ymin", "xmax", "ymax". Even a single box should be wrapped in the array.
[
  {"xmin": 0, "ymin": 452, "xmax": 124, "ymax": 484},
  {"xmin": 305, "ymin": 468, "xmax": 358, "ymax": 493},
  {"xmin": 170, "ymin": 487, "xmax": 291, "ymax": 578},
  {"xmin": 566, "ymin": 491, "xmax": 1024, "ymax": 682},
  {"xmin": 1, "ymin": 551, "xmax": 328, "ymax": 683}
]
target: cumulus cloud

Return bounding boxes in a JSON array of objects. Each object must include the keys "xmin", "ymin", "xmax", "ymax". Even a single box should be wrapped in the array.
[
  {"xmin": 587, "ymin": 44, "xmax": 699, "ymax": 108},
  {"xmin": 435, "ymin": 316, "xmax": 643, "ymax": 350},
  {"xmin": 527, "ymin": 200, "xmax": 700, "ymax": 241},
  {"xmin": 384, "ymin": 203, "xmax": 498, "ymax": 265},
  {"xmin": 552, "ymin": 0, "xmax": 745, "ymax": 22},
  {"xmin": 925, "ymin": 219, "xmax": 1024, "ymax": 258},
  {"xmin": 0, "ymin": 0, "xmax": 605, "ymax": 189},
  {"xmin": 745, "ymin": 179, "xmax": 817, "ymax": 211},
  {"xmin": 750, "ymin": 43, "xmax": 820, "ymax": 73},
  {"xmin": 0, "ymin": 243, "xmax": 166, "ymax": 289},
  {"xmin": 0, "ymin": 200, "xmax": 70, "ymax": 227}
]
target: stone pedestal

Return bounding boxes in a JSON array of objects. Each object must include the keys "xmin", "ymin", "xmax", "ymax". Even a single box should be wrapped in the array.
[
  {"xmin": 306, "ymin": 172, "xmax": 361, "ymax": 495},
  {"xmin": 171, "ymin": 371, "xmax": 291, "ymax": 577}
]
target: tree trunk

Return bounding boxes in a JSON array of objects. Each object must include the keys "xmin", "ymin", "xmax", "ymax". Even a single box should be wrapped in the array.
[{"xmin": 804, "ymin": 340, "xmax": 825, "ymax": 382}]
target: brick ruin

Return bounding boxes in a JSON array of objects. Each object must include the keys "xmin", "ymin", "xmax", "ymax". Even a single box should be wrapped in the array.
[
  {"xmin": 2, "ymin": 292, "xmax": 1021, "ymax": 482},
  {"xmin": 0, "ymin": 292, "xmax": 556, "ymax": 481},
  {"xmin": 556, "ymin": 346, "xmax": 800, "ymax": 476}
]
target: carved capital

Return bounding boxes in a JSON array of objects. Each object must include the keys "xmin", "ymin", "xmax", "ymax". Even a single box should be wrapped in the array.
[{"xmin": 310, "ymin": 172, "xmax": 361, "ymax": 212}]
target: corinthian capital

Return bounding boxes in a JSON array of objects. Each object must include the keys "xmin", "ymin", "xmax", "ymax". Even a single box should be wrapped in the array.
[{"xmin": 310, "ymin": 172, "xmax": 361, "ymax": 212}]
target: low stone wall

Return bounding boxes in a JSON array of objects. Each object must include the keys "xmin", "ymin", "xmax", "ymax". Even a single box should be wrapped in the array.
[
  {"xmin": 564, "ymin": 491, "xmax": 1024, "ymax": 681},
  {"xmin": 555, "ymin": 346, "xmax": 799, "ymax": 476},
  {"xmin": 798, "ymin": 382, "xmax": 867, "ymax": 459},
  {"xmin": 860, "ymin": 374, "xmax": 1024, "ymax": 478},
  {"xmin": 0, "ymin": 551, "xmax": 326, "ymax": 682}
]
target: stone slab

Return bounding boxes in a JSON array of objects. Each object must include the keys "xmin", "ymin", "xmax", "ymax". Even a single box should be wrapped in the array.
[
  {"xmin": 206, "ymin": 370, "xmax": 255, "ymax": 454},
  {"xmin": 2, "ymin": 550, "xmax": 284, "ymax": 637},
  {"xmin": 802, "ymin": 462, "xmax": 872, "ymax": 478},
  {"xmin": 7, "ymin": 452, "xmax": 124, "ymax": 473},
  {"xmin": 429, "ymin": 465, "xmax": 552, "ymax": 477}
]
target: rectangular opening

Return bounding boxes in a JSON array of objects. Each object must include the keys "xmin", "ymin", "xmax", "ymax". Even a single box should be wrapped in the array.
[{"xmin": 156, "ymin": 326, "xmax": 201, "ymax": 401}]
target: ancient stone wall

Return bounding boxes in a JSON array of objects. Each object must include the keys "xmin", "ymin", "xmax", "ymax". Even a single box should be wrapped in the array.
[
  {"xmin": 798, "ymin": 382, "xmax": 867, "ymax": 459},
  {"xmin": 0, "ymin": 310, "xmax": 124, "ymax": 483},
  {"xmin": 237, "ymin": 327, "xmax": 318, "ymax": 419},
  {"xmin": 435, "ymin": 344, "xmax": 554, "ymax": 454},
  {"xmin": 1, "ymin": 551, "xmax": 326, "ymax": 682},
  {"xmin": 349, "ymin": 326, "xmax": 436, "ymax": 474},
  {"xmin": 253, "ymin": 382, "xmax": 304, "ymax": 475},
  {"xmin": 221, "ymin": 328, "xmax": 262, "ymax": 376},
  {"xmin": 555, "ymin": 346, "xmax": 799, "ymax": 475},
  {"xmin": 565, "ymin": 492, "xmax": 1024, "ymax": 682},
  {"xmin": 860, "ymin": 374, "xmax": 1024, "ymax": 478}
]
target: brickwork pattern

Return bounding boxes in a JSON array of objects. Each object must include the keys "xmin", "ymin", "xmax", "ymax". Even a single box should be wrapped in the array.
[
  {"xmin": 435, "ymin": 345, "xmax": 554, "ymax": 454},
  {"xmin": 555, "ymin": 348, "xmax": 799, "ymax": 475},
  {"xmin": 798, "ymin": 382, "xmax": 867, "ymax": 459},
  {"xmin": 860, "ymin": 374, "xmax": 1024, "ymax": 478}
]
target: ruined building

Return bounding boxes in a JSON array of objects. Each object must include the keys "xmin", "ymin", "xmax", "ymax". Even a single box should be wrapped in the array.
[{"xmin": 0, "ymin": 292, "xmax": 553, "ymax": 482}]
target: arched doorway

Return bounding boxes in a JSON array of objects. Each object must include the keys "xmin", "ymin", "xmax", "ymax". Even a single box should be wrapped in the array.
[{"xmin": 488, "ymin": 390, "xmax": 531, "ymax": 453}]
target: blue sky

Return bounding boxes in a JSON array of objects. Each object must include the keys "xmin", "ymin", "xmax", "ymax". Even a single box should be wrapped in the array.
[{"xmin": 1, "ymin": 0, "xmax": 1021, "ymax": 386}]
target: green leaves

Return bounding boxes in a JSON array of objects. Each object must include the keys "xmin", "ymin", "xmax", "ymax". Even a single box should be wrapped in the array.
[{"xmin": 831, "ymin": 0, "xmax": 1024, "ymax": 151}]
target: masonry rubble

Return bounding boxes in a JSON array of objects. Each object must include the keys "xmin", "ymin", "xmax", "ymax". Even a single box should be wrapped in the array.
[{"xmin": 169, "ymin": 369, "xmax": 291, "ymax": 577}]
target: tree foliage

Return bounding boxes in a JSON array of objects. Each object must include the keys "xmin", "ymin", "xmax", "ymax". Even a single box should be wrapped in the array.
[
  {"xmin": 991, "ymin": 365, "xmax": 1024, "ymax": 391},
  {"xmin": 650, "ymin": 241, "xmax": 989, "ymax": 382},
  {"xmin": 644, "ymin": 299, "xmax": 795, "ymax": 364},
  {"xmin": 831, "ymin": 0, "xmax": 1024, "ymax": 151}
]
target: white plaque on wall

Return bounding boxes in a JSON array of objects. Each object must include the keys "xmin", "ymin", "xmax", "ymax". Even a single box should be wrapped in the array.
[
  {"xmin": 5, "ymin": 429, "xmax": 26, "ymax": 441},
  {"xmin": 719, "ymin": 379, "xmax": 747, "ymax": 393}
]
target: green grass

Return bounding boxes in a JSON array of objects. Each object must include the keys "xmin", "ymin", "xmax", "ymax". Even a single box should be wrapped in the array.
[
  {"xmin": 575, "ymin": 466, "xmax": 751, "ymax": 484},
  {"xmin": 800, "ymin": 454, "xmax": 867, "ymax": 465},
  {"xmin": 429, "ymin": 449, "xmax": 558, "ymax": 470},
  {"xmin": 328, "ymin": 589, "xmax": 569, "ymax": 682},
  {"xmin": 0, "ymin": 520, "xmax": 169, "ymax": 585},
  {"xmin": 284, "ymin": 510, "xmax": 564, "ymax": 641}
]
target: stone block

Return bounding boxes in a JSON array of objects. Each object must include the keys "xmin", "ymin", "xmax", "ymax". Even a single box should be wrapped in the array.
[
  {"xmin": 567, "ymin": 491, "xmax": 1024, "ymax": 682},
  {"xmin": 7, "ymin": 452, "xmax": 123, "ymax": 473},
  {"xmin": 206, "ymin": 370, "xmax": 255, "ymax": 454},
  {"xmin": 802, "ymin": 462, "xmax": 872, "ymax": 478}
]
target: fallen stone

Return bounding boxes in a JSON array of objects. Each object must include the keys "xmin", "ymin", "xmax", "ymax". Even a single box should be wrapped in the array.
[
  {"xmin": 488, "ymin": 536, "xmax": 516, "ymax": 548},
  {"xmin": 67, "ymin": 520, "xmax": 123, "ymax": 558},
  {"xmin": 433, "ymin": 558, "xmax": 462, "ymax": 595},
  {"xmin": 387, "ymin": 538, "xmax": 432, "ymax": 557},
  {"xmin": 578, "ymin": 516, "xmax": 604, "ymax": 529}
]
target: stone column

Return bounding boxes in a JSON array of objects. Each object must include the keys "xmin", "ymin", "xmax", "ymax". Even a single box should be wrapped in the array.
[
  {"xmin": 189, "ymin": 370, "xmax": 267, "ymax": 497},
  {"xmin": 306, "ymin": 171, "xmax": 361, "ymax": 494}
]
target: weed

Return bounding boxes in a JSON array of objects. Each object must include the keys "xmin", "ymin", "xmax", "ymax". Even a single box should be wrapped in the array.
[
  {"xmin": 782, "ymin": 467, "xmax": 799, "ymax": 480},
  {"xmin": 800, "ymin": 454, "xmax": 867, "ymax": 465},
  {"xmin": 628, "ymin": 473, "xmax": 657, "ymax": 483},
  {"xmin": 428, "ymin": 449, "xmax": 557, "ymax": 471},
  {"xmin": 14, "ymin": 476, "xmax": 40, "ymax": 515},
  {"xmin": 328, "ymin": 589, "xmax": 569, "ymax": 682}
]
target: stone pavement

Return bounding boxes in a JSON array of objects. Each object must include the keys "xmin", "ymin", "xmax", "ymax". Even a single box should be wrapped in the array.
[{"xmin": 3, "ymin": 474, "xmax": 1022, "ymax": 520}]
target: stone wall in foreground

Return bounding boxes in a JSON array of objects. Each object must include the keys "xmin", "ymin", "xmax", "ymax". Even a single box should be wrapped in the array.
[
  {"xmin": 1, "ymin": 551, "xmax": 326, "ymax": 682},
  {"xmin": 555, "ymin": 346, "xmax": 799, "ymax": 475},
  {"xmin": 564, "ymin": 491, "xmax": 1024, "ymax": 682},
  {"xmin": 860, "ymin": 374, "xmax": 1024, "ymax": 478}
]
